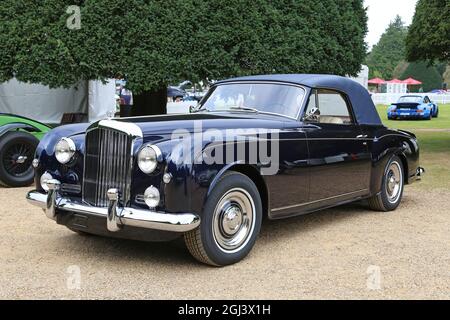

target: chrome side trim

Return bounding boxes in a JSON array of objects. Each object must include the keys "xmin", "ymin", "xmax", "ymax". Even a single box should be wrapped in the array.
[
  {"xmin": 271, "ymin": 189, "xmax": 369, "ymax": 212},
  {"xmin": 26, "ymin": 188, "xmax": 201, "ymax": 233}
]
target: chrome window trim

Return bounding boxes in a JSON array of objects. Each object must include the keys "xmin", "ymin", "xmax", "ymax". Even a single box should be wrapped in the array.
[
  {"xmin": 198, "ymin": 81, "xmax": 308, "ymax": 121},
  {"xmin": 302, "ymin": 88, "xmax": 357, "ymax": 125}
]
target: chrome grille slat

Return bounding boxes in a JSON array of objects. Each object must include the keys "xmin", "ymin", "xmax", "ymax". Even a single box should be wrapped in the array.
[{"xmin": 83, "ymin": 127, "xmax": 132, "ymax": 207}]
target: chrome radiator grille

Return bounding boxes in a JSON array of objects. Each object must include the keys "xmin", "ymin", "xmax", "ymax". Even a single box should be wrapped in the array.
[{"xmin": 83, "ymin": 128, "xmax": 133, "ymax": 207}]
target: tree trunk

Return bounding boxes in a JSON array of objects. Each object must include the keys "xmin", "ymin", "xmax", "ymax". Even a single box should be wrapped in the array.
[{"xmin": 131, "ymin": 86, "xmax": 167, "ymax": 116}]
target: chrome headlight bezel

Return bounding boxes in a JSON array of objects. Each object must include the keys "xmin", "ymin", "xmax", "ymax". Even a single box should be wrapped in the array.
[
  {"xmin": 54, "ymin": 137, "xmax": 76, "ymax": 164},
  {"xmin": 137, "ymin": 145, "xmax": 162, "ymax": 174}
]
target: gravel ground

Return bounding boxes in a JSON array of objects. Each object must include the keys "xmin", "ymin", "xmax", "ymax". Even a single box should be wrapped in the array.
[{"xmin": 1, "ymin": 185, "xmax": 449, "ymax": 300}]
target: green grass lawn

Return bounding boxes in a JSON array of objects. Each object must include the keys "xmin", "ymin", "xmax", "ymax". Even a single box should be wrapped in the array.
[{"xmin": 376, "ymin": 104, "xmax": 450, "ymax": 190}]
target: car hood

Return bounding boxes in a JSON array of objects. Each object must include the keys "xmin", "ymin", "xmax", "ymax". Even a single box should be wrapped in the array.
[
  {"xmin": 49, "ymin": 113, "xmax": 292, "ymax": 150},
  {"xmin": 116, "ymin": 113, "xmax": 290, "ymax": 137}
]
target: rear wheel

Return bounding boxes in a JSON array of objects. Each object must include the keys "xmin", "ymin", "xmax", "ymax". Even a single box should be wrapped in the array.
[
  {"xmin": 0, "ymin": 131, "xmax": 39, "ymax": 188},
  {"xmin": 433, "ymin": 108, "xmax": 439, "ymax": 118},
  {"xmin": 184, "ymin": 172, "xmax": 262, "ymax": 266},
  {"xmin": 368, "ymin": 156, "xmax": 404, "ymax": 212}
]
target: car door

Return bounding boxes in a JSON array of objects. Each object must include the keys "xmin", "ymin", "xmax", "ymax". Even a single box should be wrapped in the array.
[
  {"xmin": 302, "ymin": 89, "xmax": 371, "ymax": 207},
  {"xmin": 266, "ymin": 124, "xmax": 310, "ymax": 218}
]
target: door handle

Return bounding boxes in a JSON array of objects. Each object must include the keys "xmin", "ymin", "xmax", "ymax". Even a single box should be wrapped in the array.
[{"xmin": 356, "ymin": 134, "xmax": 368, "ymax": 139}]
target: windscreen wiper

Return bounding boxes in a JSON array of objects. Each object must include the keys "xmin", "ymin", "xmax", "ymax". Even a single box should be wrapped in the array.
[{"xmin": 229, "ymin": 106, "xmax": 259, "ymax": 113}]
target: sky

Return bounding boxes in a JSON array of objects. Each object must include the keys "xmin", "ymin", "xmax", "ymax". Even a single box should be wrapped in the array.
[{"xmin": 364, "ymin": 0, "xmax": 419, "ymax": 48}]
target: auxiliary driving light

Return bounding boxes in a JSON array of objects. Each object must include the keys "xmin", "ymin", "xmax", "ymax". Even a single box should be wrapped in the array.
[
  {"xmin": 144, "ymin": 186, "xmax": 160, "ymax": 209},
  {"xmin": 40, "ymin": 172, "xmax": 53, "ymax": 192}
]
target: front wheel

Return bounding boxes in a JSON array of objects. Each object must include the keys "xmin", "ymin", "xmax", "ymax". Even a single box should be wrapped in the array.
[
  {"xmin": 184, "ymin": 172, "xmax": 262, "ymax": 266},
  {"xmin": 368, "ymin": 156, "xmax": 404, "ymax": 212},
  {"xmin": 0, "ymin": 131, "xmax": 39, "ymax": 188}
]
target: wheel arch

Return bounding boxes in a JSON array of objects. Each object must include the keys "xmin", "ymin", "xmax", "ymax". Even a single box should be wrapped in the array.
[
  {"xmin": 0, "ymin": 123, "xmax": 42, "ymax": 139},
  {"xmin": 207, "ymin": 162, "xmax": 269, "ymax": 219},
  {"xmin": 396, "ymin": 152, "xmax": 409, "ymax": 184}
]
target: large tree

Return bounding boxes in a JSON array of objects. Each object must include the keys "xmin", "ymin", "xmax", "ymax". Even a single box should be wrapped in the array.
[
  {"xmin": 365, "ymin": 15, "xmax": 408, "ymax": 79},
  {"xmin": 401, "ymin": 61, "xmax": 443, "ymax": 92},
  {"xmin": 406, "ymin": 0, "xmax": 449, "ymax": 64},
  {"xmin": 0, "ymin": 0, "xmax": 368, "ymax": 115}
]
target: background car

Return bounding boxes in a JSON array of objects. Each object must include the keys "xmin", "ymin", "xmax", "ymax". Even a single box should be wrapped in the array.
[
  {"xmin": 0, "ymin": 114, "xmax": 51, "ymax": 187},
  {"xmin": 387, "ymin": 95, "xmax": 439, "ymax": 120}
]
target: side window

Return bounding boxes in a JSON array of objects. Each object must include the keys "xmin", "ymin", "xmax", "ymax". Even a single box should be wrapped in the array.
[{"xmin": 316, "ymin": 89, "xmax": 353, "ymax": 125}]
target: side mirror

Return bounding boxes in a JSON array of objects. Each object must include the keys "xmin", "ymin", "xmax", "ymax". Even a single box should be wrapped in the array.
[
  {"xmin": 189, "ymin": 105, "xmax": 200, "ymax": 113},
  {"xmin": 303, "ymin": 107, "xmax": 320, "ymax": 122}
]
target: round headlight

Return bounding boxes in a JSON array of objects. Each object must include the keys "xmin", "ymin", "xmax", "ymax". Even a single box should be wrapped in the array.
[
  {"xmin": 40, "ymin": 172, "xmax": 53, "ymax": 192},
  {"xmin": 55, "ymin": 137, "xmax": 76, "ymax": 164},
  {"xmin": 144, "ymin": 186, "xmax": 160, "ymax": 209},
  {"xmin": 138, "ymin": 145, "xmax": 161, "ymax": 174}
]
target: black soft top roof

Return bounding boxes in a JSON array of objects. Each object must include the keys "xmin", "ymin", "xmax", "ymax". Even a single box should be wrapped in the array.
[{"xmin": 217, "ymin": 74, "xmax": 382, "ymax": 126}]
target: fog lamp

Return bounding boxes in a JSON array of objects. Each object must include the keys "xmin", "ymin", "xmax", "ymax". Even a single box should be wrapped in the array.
[
  {"xmin": 40, "ymin": 172, "xmax": 53, "ymax": 192},
  {"xmin": 144, "ymin": 186, "xmax": 160, "ymax": 209}
]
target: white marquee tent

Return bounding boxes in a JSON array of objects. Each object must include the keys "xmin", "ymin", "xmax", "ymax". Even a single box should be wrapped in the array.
[{"xmin": 0, "ymin": 78, "xmax": 116, "ymax": 124}]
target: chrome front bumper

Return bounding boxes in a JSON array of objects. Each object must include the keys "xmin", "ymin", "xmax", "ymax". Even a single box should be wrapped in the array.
[{"xmin": 26, "ymin": 179, "xmax": 200, "ymax": 233}]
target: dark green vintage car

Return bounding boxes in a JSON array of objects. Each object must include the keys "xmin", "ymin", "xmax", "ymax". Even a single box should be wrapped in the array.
[{"xmin": 0, "ymin": 113, "xmax": 51, "ymax": 187}]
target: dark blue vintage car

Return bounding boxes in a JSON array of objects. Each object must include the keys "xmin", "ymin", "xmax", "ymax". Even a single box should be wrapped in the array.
[{"xmin": 27, "ymin": 75, "xmax": 424, "ymax": 266}]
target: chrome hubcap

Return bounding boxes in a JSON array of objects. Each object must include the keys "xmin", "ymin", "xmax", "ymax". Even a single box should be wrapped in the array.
[
  {"xmin": 222, "ymin": 206, "xmax": 243, "ymax": 235},
  {"xmin": 16, "ymin": 156, "xmax": 28, "ymax": 164},
  {"xmin": 213, "ymin": 188, "xmax": 255, "ymax": 253},
  {"xmin": 386, "ymin": 161, "xmax": 403, "ymax": 204}
]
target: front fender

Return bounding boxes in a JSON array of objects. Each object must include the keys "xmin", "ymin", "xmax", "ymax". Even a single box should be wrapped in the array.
[
  {"xmin": 162, "ymin": 136, "xmax": 261, "ymax": 218},
  {"xmin": 35, "ymin": 123, "xmax": 90, "ymax": 160},
  {"xmin": 0, "ymin": 122, "xmax": 42, "ymax": 138}
]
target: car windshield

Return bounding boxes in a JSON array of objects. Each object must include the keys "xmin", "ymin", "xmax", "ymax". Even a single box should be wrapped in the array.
[
  {"xmin": 398, "ymin": 96, "xmax": 422, "ymax": 103},
  {"xmin": 198, "ymin": 83, "xmax": 305, "ymax": 119}
]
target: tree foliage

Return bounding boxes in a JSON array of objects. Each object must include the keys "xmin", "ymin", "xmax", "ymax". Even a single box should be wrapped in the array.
[
  {"xmin": 443, "ymin": 66, "xmax": 450, "ymax": 89},
  {"xmin": 0, "ymin": 0, "xmax": 367, "ymax": 93},
  {"xmin": 401, "ymin": 61, "xmax": 443, "ymax": 92},
  {"xmin": 406, "ymin": 0, "xmax": 450, "ymax": 64},
  {"xmin": 365, "ymin": 15, "xmax": 408, "ymax": 79}
]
